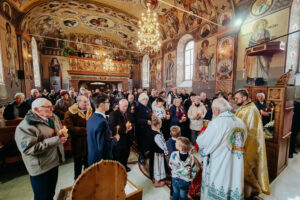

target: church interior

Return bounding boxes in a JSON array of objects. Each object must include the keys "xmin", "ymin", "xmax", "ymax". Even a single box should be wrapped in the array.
[{"xmin": 0, "ymin": 0, "xmax": 300, "ymax": 199}]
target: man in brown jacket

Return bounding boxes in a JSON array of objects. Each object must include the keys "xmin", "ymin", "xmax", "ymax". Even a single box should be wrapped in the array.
[
  {"xmin": 64, "ymin": 95, "xmax": 92, "ymax": 180},
  {"xmin": 15, "ymin": 98, "xmax": 67, "ymax": 200}
]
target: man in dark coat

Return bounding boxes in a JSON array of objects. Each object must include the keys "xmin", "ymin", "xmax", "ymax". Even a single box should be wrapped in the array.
[
  {"xmin": 25, "ymin": 89, "xmax": 40, "ymax": 108},
  {"xmin": 180, "ymin": 89, "xmax": 189, "ymax": 103},
  {"xmin": 87, "ymin": 93, "xmax": 119, "ymax": 166},
  {"xmin": 127, "ymin": 94, "xmax": 137, "ymax": 113},
  {"xmin": 109, "ymin": 99, "xmax": 133, "ymax": 172},
  {"xmin": 64, "ymin": 95, "xmax": 93, "ymax": 179},
  {"xmin": 149, "ymin": 90, "xmax": 157, "ymax": 105},
  {"xmin": 183, "ymin": 92, "xmax": 196, "ymax": 113},
  {"xmin": 167, "ymin": 87, "xmax": 179, "ymax": 105},
  {"xmin": 3, "ymin": 93, "xmax": 30, "ymax": 120}
]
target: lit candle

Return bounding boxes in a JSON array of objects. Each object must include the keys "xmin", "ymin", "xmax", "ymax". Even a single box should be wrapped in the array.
[
  {"xmin": 116, "ymin": 125, "xmax": 120, "ymax": 135},
  {"xmin": 126, "ymin": 121, "xmax": 131, "ymax": 130},
  {"xmin": 270, "ymin": 108, "xmax": 274, "ymax": 121},
  {"xmin": 60, "ymin": 125, "xmax": 68, "ymax": 137}
]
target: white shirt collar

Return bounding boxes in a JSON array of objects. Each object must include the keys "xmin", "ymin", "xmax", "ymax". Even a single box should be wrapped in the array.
[
  {"xmin": 38, "ymin": 115, "xmax": 48, "ymax": 121},
  {"xmin": 95, "ymin": 111, "xmax": 106, "ymax": 119}
]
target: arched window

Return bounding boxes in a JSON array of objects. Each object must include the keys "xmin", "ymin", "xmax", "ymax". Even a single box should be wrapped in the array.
[
  {"xmin": 31, "ymin": 37, "xmax": 41, "ymax": 87},
  {"xmin": 142, "ymin": 54, "xmax": 150, "ymax": 88},
  {"xmin": 0, "ymin": 39, "xmax": 4, "ymax": 85},
  {"xmin": 184, "ymin": 40, "xmax": 194, "ymax": 80}
]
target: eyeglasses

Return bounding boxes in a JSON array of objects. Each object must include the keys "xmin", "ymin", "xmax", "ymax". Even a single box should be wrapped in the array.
[{"xmin": 40, "ymin": 106, "xmax": 53, "ymax": 110}]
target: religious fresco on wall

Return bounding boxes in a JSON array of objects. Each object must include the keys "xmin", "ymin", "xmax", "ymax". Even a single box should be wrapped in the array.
[
  {"xmin": 5, "ymin": 22, "xmax": 19, "ymax": 88},
  {"xmin": 155, "ymin": 58, "xmax": 162, "ymax": 91},
  {"xmin": 285, "ymin": 0, "xmax": 300, "ymax": 73},
  {"xmin": 163, "ymin": 51, "xmax": 176, "ymax": 88},
  {"xmin": 219, "ymin": 12, "xmax": 233, "ymax": 27},
  {"xmin": 251, "ymin": 0, "xmax": 273, "ymax": 16},
  {"xmin": 2, "ymin": 1, "xmax": 11, "ymax": 20},
  {"xmin": 49, "ymin": 57, "xmax": 62, "ymax": 91},
  {"xmin": 0, "ymin": 14, "xmax": 20, "ymax": 100},
  {"xmin": 237, "ymin": 8, "xmax": 289, "ymax": 83},
  {"xmin": 245, "ymin": 0, "xmax": 292, "ymax": 22},
  {"xmin": 150, "ymin": 58, "xmax": 156, "ymax": 89},
  {"xmin": 194, "ymin": 37, "xmax": 216, "ymax": 85},
  {"xmin": 215, "ymin": 35, "xmax": 236, "ymax": 93},
  {"xmin": 246, "ymin": 19, "xmax": 273, "ymax": 84}
]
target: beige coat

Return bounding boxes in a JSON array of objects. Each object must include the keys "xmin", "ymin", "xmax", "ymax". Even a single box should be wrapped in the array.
[
  {"xmin": 188, "ymin": 103, "xmax": 207, "ymax": 131},
  {"xmin": 15, "ymin": 110, "xmax": 65, "ymax": 176}
]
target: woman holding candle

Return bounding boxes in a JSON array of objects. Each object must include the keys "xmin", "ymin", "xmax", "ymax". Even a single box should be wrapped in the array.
[
  {"xmin": 169, "ymin": 98, "xmax": 190, "ymax": 139},
  {"xmin": 187, "ymin": 96, "xmax": 207, "ymax": 145}
]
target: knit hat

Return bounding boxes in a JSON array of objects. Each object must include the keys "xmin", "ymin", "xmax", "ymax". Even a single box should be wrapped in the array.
[{"xmin": 138, "ymin": 93, "xmax": 149, "ymax": 103}]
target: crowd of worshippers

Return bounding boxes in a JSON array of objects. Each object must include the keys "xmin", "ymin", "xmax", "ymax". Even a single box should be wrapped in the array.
[{"xmin": 6, "ymin": 86, "xmax": 276, "ymax": 200}]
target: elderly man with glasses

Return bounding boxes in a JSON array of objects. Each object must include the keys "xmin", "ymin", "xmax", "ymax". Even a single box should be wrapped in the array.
[{"xmin": 15, "ymin": 98, "xmax": 67, "ymax": 200}]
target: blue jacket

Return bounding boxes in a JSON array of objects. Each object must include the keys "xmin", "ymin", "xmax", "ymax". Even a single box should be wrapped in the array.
[
  {"xmin": 167, "ymin": 138, "xmax": 177, "ymax": 156},
  {"xmin": 87, "ymin": 113, "xmax": 117, "ymax": 166},
  {"xmin": 169, "ymin": 105, "xmax": 185, "ymax": 127}
]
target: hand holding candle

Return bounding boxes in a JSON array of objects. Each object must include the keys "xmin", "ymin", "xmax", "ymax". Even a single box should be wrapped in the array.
[
  {"xmin": 197, "ymin": 111, "xmax": 203, "ymax": 119},
  {"xmin": 126, "ymin": 121, "xmax": 132, "ymax": 132},
  {"xmin": 59, "ymin": 125, "xmax": 68, "ymax": 137},
  {"xmin": 116, "ymin": 125, "xmax": 120, "ymax": 135},
  {"xmin": 182, "ymin": 114, "xmax": 186, "ymax": 121}
]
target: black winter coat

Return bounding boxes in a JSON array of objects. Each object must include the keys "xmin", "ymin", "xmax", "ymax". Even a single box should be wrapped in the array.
[{"xmin": 3, "ymin": 101, "xmax": 30, "ymax": 120}]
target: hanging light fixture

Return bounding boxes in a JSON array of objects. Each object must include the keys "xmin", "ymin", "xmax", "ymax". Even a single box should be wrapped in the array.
[
  {"xmin": 103, "ymin": 56, "xmax": 115, "ymax": 71},
  {"xmin": 136, "ymin": 3, "xmax": 161, "ymax": 53}
]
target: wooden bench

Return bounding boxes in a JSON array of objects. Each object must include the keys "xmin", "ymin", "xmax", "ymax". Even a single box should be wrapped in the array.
[
  {"xmin": 0, "ymin": 124, "xmax": 71, "ymax": 165},
  {"xmin": 5, "ymin": 119, "xmax": 23, "ymax": 127},
  {"xmin": 0, "ymin": 126, "xmax": 22, "ymax": 164}
]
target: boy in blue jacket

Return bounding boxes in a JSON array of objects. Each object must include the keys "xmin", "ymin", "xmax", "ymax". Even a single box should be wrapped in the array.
[{"xmin": 87, "ymin": 93, "xmax": 119, "ymax": 166}]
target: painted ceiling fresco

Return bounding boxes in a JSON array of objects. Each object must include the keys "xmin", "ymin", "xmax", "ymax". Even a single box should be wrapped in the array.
[
  {"xmin": 20, "ymin": 0, "xmax": 142, "ymax": 50},
  {"xmin": 18, "ymin": 0, "xmax": 237, "ymax": 50}
]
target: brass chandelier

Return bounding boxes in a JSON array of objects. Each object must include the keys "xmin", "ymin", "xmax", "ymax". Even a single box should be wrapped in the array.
[{"xmin": 136, "ymin": 3, "xmax": 161, "ymax": 53}]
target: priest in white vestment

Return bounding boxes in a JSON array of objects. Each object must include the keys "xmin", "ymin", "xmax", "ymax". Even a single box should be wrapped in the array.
[{"xmin": 196, "ymin": 98, "xmax": 247, "ymax": 200}]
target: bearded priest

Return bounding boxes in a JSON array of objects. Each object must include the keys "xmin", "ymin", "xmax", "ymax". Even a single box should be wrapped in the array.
[
  {"xmin": 197, "ymin": 98, "xmax": 247, "ymax": 200},
  {"xmin": 234, "ymin": 89, "xmax": 270, "ymax": 198}
]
